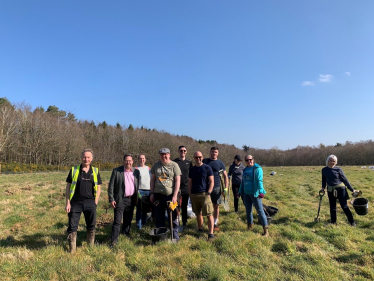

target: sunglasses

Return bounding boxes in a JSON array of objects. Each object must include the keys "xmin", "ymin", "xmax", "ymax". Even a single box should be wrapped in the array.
[
  {"xmin": 180, "ymin": 150, "xmax": 187, "ymax": 152},
  {"xmin": 245, "ymin": 159, "xmax": 254, "ymax": 162},
  {"xmin": 194, "ymin": 156, "xmax": 203, "ymax": 159}
]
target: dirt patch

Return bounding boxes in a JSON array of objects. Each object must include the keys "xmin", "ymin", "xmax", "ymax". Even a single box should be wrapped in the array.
[{"xmin": 96, "ymin": 213, "xmax": 113, "ymax": 228}]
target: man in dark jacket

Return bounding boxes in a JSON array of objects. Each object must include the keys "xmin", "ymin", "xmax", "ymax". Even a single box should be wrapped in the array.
[{"xmin": 108, "ymin": 154, "xmax": 139, "ymax": 245}]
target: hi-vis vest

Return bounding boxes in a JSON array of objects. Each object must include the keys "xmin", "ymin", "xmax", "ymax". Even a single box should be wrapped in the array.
[{"xmin": 69, "ymin": 165, "xmax": 99, "ymax": 200}]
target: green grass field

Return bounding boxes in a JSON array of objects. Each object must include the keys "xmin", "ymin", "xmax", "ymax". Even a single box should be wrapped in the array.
[{"xmin": 0, "ymin": 166, "xmax": 373, "ymax": 280}]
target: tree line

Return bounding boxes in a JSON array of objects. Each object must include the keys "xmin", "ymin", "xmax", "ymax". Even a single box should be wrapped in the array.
[{"xmin": 0, "ymin": 97, "xmax": 373, "ymax": 170}]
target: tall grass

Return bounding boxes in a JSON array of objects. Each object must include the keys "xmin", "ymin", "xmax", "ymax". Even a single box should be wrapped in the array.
[{"xmin": 0, "ymin": 166, "xmax": 373, "ymax": 280}]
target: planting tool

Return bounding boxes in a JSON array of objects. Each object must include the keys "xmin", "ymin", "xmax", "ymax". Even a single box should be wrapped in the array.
[
  {"xmin": 167, "ymin": 201, "xmax": 174, "ymax": 241},
  {"xmin": 315, "ymin": 190, "xmax": 325, "ymax": 222}
]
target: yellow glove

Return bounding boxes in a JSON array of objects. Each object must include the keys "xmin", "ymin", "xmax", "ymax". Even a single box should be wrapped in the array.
[{"xmin": 169, "ymin": 201, "xmax": 178, "ymax": 211}]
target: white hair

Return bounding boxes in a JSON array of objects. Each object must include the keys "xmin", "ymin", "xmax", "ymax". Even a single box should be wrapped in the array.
[
  {"xmin": 326, "ymin": 154, "xmax": 337, "ymax": 166},
  {"xmin": 81, "ymin": 148, "xmax": 94, "ymax": 159}
]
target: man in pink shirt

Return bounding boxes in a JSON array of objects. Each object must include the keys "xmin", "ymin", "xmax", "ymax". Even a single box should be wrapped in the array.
[{"xmin": 108, "ymin": 154, "xmax": 139, "ymax": 246}]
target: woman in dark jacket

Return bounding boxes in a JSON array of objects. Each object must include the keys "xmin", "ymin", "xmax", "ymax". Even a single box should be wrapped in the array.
[
  {"xmin": 320, "ymin": 154, "xmax": 357, "ymax": 226},
  {"xmin": 228, "ymin": 155, "xmax": 245, "ymax": 213}
]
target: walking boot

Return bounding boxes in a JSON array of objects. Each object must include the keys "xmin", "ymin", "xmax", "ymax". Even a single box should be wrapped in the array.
[
  {"xmin": 262, "ymin": 226, "xmax": 269, "ymax": 237},
  {"xmin": 68, "ymin": 232, "xmax": 77, "ymax": 254},
  {"xmin": 87, "ymin": 229, "xmax": 95, "ymax": 246},
  {"xmin": 247, "ymin": 223, "xmax": 254, "ymax": 230}
]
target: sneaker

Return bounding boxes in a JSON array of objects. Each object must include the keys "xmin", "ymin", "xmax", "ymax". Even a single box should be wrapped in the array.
[
  {"xmin": 350, "ymin": 222, "xmax": 357, "ymax": 227},
  {"xmin": 214, "ymin": 224, "xmax": 219, "ymax": 231},
  {"xmin": 198, "ymin": 228, "xmax": 203, "ymax": 233},
  {"xmin": 207, "ymin": 234, "xmax": 214, "ymax": 241}
]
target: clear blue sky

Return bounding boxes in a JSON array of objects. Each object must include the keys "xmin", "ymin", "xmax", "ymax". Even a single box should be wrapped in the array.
[{"xmin": 1, "ymin": 0, "xmax": 373, "ymax": 150}]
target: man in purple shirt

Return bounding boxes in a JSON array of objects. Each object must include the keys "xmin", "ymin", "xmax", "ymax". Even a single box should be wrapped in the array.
[{"xmin": 108, "ymin": 154, "xmax": 139, "ymax": 246}]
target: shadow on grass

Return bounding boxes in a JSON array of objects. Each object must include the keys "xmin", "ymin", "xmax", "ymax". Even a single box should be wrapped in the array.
[{"xmin": 0, "ymin": 233, "xmax": 66, "ymax": 250}]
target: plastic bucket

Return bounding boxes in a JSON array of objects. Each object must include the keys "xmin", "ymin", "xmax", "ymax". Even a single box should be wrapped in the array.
[
  {"xmin": 257, "ymin": 214, "xmax": 272, "ymax": 225},
  {"xmin": 352, "ymin": 198, "xmax": 369, "ymax": 216},
  {"xmin": 149, "ymin": 227, "xmax": 169, "ymax": 244}
]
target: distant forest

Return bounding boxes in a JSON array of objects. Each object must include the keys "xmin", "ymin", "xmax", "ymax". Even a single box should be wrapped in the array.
[{"xmin": 1, "ymin": 97, "xmax": 373, "ymax": 169}]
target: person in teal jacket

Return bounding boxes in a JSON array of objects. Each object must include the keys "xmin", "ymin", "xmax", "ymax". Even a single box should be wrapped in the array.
[{"xmin": 239, "ymin": 155, "xmax": 269, "ymax": 237}]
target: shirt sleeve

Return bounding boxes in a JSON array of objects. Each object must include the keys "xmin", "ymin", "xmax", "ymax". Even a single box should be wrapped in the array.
[
  {"xmin": 339, "ymin": 168, "xmax": 353, "ymax": 192},
  {"xmin": 66, "ymin": 169, "xmax": 73, "ymax": 183},
  {"xmin": 174, "ymin": 162, "xmax": 182, "ymax": 177},
  {"xmin": 321, "ymin": 169, "xmax": 327, "ymax": 189},
  {"xmin": 97, "ymin": 172, "xmax": 102, "ymax": 185},
  {"xmin": 207, "ymin": 166, "xmax": 214, "ymax": 177}
]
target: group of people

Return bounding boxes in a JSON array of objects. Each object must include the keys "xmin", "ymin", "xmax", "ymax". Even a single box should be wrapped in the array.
[{"xmin": 65, "ymin": 147, "xmax": 358, "ymax": 253}]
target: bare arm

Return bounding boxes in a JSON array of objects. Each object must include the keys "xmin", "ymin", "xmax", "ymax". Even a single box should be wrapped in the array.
[
  {"xmin": 150, "ymin": 173, "xmax": 156, "ymax": 203},
  {"xmin": 208, "ymin": 175, "xmax": 214, "ymax": 194},
  {"xmin": 65, "ymin": 183, "xmax": 71, "ymax": 213},
  {"xmin": 95, "ymin": 185, "xmax": 101, "ymax": 205},
  {"xmin": 172, "ymin": 175, "xmax": 181, "ymax": 203},
  {"xmin": 188, "ymin": 178, "xmax": 192, "ymax": 196},
  {"xmin": 223, "ymin": 170, "xmax": 229, "ymax": 189}
]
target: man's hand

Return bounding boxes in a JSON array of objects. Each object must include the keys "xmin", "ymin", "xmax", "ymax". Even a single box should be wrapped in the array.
[
  {"xmin": 150, "ymin": 193, "xmax": 154, "ymax": 203},
  {"xmin": 172, "ymin": 194, "xmax": 177, "ymax": 204},
  {"xmin": 65, "ymin": 202, "xmax": 71, "ymax": 213},
  {"xmin": 110, "ymin": 201, "xmax": 116, "ymax": 209}
]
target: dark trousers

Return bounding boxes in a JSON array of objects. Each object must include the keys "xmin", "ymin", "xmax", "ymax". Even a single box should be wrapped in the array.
[
  {"xmin": 327, "ymin": 187, "xmax": 354, "ymax": 224},
  {"xmin": 153, "ymin": 193, "xmax": 179, "ymax": 240},
  {"xmin": 232, "ymin": 184, "xmax": 244, "ymax": 212},
  {"xmin": 181, "ymin": 193, "xmax": 189, "ymax": 226},
  {"xmin": 111, "ymin": 197, "xmax": 135, "ymax": 244},
  {"xmin": 67, "ymin": 200, "xmax": 97, "ymax": 233}
]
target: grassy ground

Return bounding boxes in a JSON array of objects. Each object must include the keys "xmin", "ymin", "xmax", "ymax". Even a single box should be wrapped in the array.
[{"xmin": 0, "ymin": 166, "xmax": 373, "ymax": 280}]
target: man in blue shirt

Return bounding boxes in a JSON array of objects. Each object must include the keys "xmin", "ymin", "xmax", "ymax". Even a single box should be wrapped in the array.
[
  {"xmin": 202, "ymin": 146, "xmax": 228, "ymax": 231},
  {"xmin": 189, "ymin": 151, "xmax": 215, "ymax": 240}
]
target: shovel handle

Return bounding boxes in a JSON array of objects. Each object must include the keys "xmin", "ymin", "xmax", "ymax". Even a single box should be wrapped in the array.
[{"xmin": 319, "ymin": 190, "xmax": 325, "ymax": 197}]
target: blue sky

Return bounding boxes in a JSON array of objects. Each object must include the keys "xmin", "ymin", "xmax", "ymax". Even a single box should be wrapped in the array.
[{"xmin": 1, "ymin": 0, "xmax": 373, "ymax": 150}]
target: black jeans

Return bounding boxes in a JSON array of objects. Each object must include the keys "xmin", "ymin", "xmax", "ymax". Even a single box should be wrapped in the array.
[
  {"xmin": 181, "ymin": 193, "xmax": 189, "ymax": 226},
  {"xmin": 327, "ymin": 187, "xmax": 354, "ymax": 224},
  {"xmin": 67, "ymin": 200, "xmax": 97, "ymax": 233},
  {"xmin": 111, "ymin": 197, "xmax": 135, "ymax": 244},
  {"xmin": 232, "ymin": 184, "xmax": 243, "ymax": 212},
  {"xmin": 153, "ymin": 193, "xmax": 179, "ymax": 240}
]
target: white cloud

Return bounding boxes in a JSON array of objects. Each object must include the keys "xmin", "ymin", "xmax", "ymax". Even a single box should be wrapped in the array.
[
  {"xmin": 301, "ymin": 81, "xmax": 314, "ymax": 86},
  {"xmin": 345, "ymin": 71, "xmax": 351, "ymax": 76},
  {"xmin": 319, "ymin": 74, "xmax": 332, "ymax": 82}
]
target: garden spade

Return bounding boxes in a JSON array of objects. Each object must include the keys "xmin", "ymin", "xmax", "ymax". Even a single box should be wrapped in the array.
[{"xmin": 315, "ymin": 190, "xmax": 325, "ymax": 222}]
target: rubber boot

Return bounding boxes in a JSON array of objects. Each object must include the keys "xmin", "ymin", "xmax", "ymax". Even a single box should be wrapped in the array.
[
  {"xmin": 262, "ymin": 226, "xmax": 269, "ymax": 237},
  {"xmin": 247, "ymin": 223, "xmax": 254, "ymax": 230},
  {"xmin": 68, "ymin": 232, "xmax": 77, "ymax": 254},
  {"xmin": 87, "ymin": 229, "xmax": 95, "ymax": 246}
]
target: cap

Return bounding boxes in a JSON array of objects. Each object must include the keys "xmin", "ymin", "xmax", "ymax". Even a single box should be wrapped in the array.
[
  {"xmin": 159, "ymin": 148, "xmax": 170, "ymax": 154},
  {"xmin": 234, "ymin": 155, "xmax": 242, "ymax": 161}
]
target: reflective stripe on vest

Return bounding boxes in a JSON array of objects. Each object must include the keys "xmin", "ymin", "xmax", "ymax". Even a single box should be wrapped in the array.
[{"xmin": 69, "ymin": 165, "xmax": 99, "ymax": 200}]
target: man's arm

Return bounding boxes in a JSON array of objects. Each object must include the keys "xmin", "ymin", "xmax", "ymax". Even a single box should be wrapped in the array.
[
  {"xmin": 65, "ymin": 183, "xmax": 71, "ymax": 213},
  {"xmin": 108, "ymin": 169, "xmax": 116, "ymax": 208},
  {"xmin": 223, "ymin": 170, "xmax": 229, "ymax": 189},
  {"xmin": 188, "ymin": 178, "xmax": 192, "ymax": 196},
  {"xmin": 150, "ymin": 173, "xmax": 156, "ymax": 203},
  {"xmin": 95, "ymin": 185, "xmax": 101, "ymax": 205},
  {"xmin": 207, "ymin": 175, "xmax": 214, "ymax": 194},
  {"xmin": 172, "ymin": 175, "xmax": 181, "ymax": 203}
]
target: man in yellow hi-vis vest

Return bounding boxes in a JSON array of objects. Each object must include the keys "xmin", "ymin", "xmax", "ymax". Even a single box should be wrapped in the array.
[{"xmin": 65, "ymin": 149, "xmax": 102, "ymax": 254}]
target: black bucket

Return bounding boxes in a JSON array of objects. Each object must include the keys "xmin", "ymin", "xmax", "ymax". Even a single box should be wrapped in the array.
[
  {"xmin": 149, "ymin": 227, "xmax": 169, "ymax": 244},
  {"xmin": 263, "ymin": 205, "xmax": 279, "ymax": 217},
  {"xmin": 257, "ymin": 214, "xmax": 272, "ymax": 225},
  {"xmin": 352, "ymin": 198, "xmax": 369, "ymax": 216},
  {"xmin": 141, "ymin": 195, "xmax": 152, "ymax": 213}
]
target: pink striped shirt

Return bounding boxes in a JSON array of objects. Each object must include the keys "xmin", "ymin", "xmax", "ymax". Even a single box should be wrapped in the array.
[{"xmin": 124, "ymin": 169, "xmax": 135, "ymax": 197}]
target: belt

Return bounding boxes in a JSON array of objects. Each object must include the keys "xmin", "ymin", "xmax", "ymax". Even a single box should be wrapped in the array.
[
  {"xmin": 327, "ymin": 183, "xmax": 345, "ymax": 197},
  {"xmin": 124, "ymin": 195, "xmax": 133, "ymax": 198}
]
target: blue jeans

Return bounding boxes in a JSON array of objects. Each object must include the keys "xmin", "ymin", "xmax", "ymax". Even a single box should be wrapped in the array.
[
  {"xmin": 136, "ymin": 190, "xmax": 150, "ymax": 229},
  {"xmin": 242, "ymin": 193, "xmax": 268, "ymax": 226}
]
